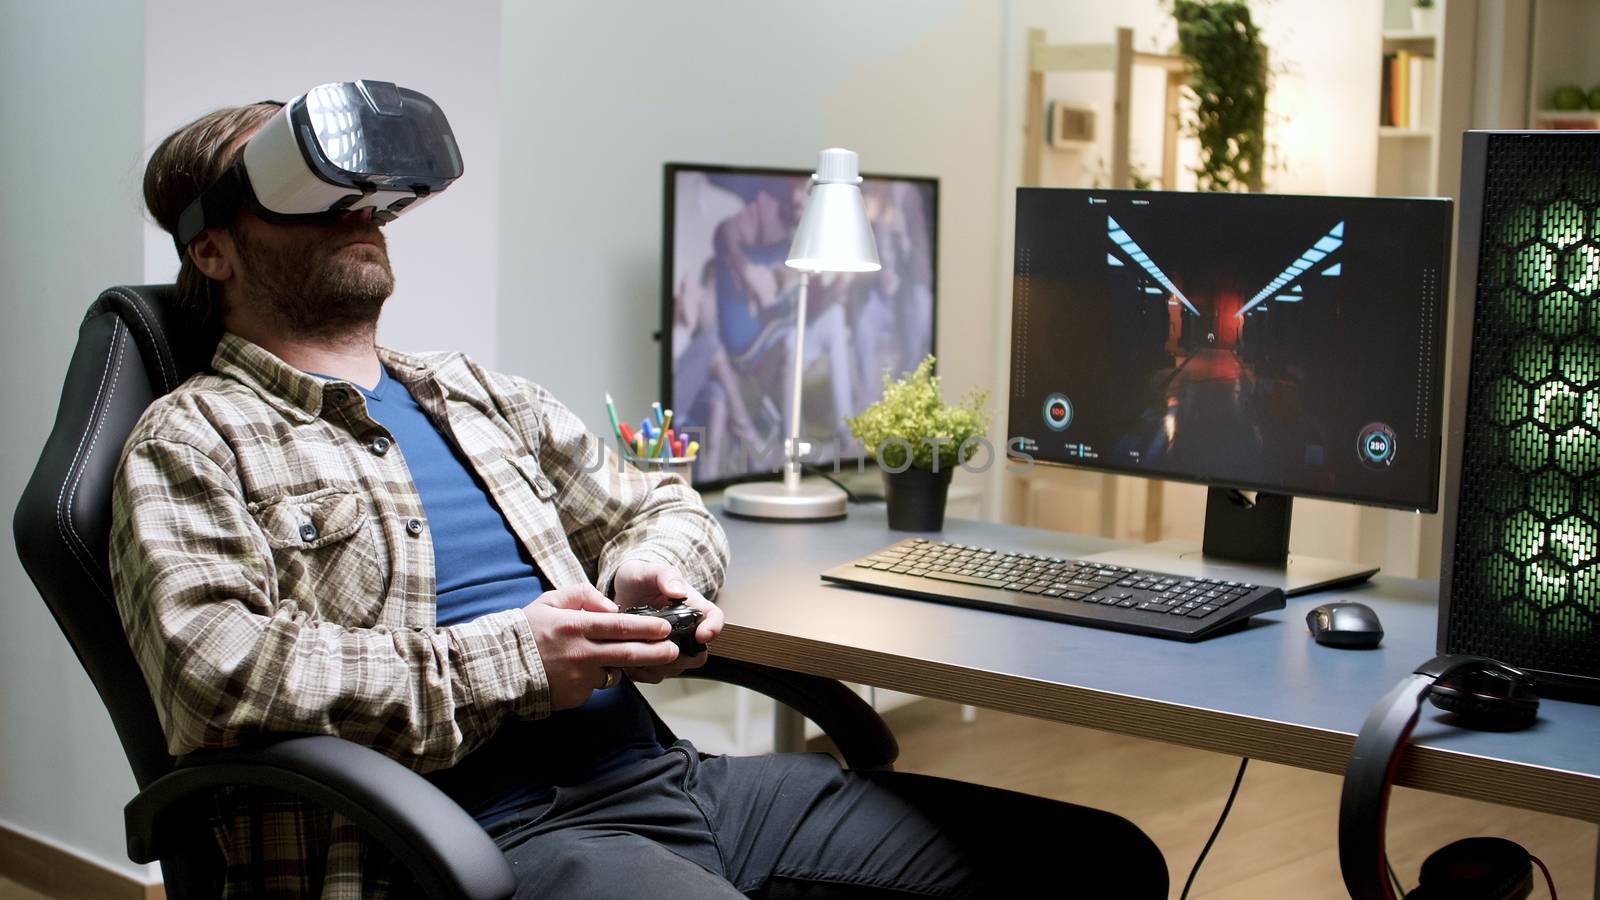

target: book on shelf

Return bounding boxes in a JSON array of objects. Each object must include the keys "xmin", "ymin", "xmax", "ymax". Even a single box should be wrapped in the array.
[{"xmin": 1379, "ymin": 50, "xmax": 1435, "ymax": 130}]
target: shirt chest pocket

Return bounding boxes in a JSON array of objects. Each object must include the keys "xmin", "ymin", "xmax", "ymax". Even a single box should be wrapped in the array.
[
  {"xmin": 506, "ymin": 454, "xmax": 557, "ymax": 501},
  {"xmin": 249, "ymin": 488, "xmax": 389, "ymax": 626}
]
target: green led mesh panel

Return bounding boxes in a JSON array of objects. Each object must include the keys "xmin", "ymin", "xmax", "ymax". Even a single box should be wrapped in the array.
[{"xmin": 1449, "ymin": 133, "xmax": 1600, "ymax": 684}]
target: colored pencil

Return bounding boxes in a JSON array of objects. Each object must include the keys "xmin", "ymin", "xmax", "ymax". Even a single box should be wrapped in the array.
[{"xmin": 604, "ymin": 392, "xmax": 622, "ymax": 447}]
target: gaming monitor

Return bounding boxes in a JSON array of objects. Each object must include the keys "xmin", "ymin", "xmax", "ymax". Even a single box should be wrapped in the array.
[
  {"xmin": 662, "ymin": 163, "xmax": 937, "ymax": 490},
  {"xmin": 1010, "ymin": 187, "xmax": 1452, "ymax": 591}
]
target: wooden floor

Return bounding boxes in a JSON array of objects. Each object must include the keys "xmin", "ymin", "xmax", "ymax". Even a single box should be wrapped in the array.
[{"xmin": 842, "ymin": 698, "xmax": 1597, "ymax": 899}]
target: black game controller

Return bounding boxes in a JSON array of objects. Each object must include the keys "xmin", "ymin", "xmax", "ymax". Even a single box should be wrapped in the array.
[{"xmin": 622, "ymin": 603, "xmax": 707, "ymax": 657}]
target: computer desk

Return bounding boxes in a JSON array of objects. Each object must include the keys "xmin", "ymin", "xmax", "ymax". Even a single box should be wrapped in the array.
[{"xmin": 706, "ymin": 502, "xmax": 1600, "ymax": 887}]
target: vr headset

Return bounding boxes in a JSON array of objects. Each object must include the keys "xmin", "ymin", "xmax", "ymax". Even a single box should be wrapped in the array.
[{"xmin": 175, "ymin": 80, "xmax": 463, "ymax": 250}]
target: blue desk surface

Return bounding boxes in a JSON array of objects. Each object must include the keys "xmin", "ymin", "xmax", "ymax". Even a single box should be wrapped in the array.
[{"xmin": 708, "ymin": 503, "xmax": 1600, "ymax": 822}]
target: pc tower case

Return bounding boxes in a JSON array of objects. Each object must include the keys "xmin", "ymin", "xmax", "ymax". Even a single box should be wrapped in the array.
[{"xmin": 1440, "ymin": 130, "xmax": 1600, "ymax": 701}]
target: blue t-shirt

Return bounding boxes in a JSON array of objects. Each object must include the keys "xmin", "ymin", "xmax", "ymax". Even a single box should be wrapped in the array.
[{"xmin": 344, "ymin": 367, "xmax": 664, "ymax": 827}]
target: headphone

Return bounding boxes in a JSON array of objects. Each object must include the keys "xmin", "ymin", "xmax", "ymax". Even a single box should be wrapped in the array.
[{"xmin": 1339, "ymin": 654, "xmax": 1545, "ymax": 899}]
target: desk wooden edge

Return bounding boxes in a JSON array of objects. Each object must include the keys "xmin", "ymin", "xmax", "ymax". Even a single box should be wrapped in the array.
[{"xmin": 713, "ymin": 626, "xmax": 1600, "ymax": 824}]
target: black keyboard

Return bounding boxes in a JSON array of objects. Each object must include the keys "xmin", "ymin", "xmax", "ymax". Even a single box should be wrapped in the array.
[{"xmin": 822, "ymin": 538, "xmax": 1286, "ymax": 642}]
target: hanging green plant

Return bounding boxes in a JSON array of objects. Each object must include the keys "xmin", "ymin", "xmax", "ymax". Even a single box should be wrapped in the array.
[{"xmin": 1172, "ymin": 0, "xmax": 1269, "ymax": 192}]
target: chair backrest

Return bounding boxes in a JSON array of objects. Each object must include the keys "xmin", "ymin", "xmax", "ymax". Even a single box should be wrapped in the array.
[{"xmin": 14, "ymin": 285, "xmax": 220, "ymax": 789}]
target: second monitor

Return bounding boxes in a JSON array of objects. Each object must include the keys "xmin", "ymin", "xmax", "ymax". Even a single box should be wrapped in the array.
[
  {"xmin": 662, "ymin": 163, "xmax": 937, "ymax": 489},
  {"xmin": 1010, "ymin": 188, "xmax": 1452, "ymax": 593}
]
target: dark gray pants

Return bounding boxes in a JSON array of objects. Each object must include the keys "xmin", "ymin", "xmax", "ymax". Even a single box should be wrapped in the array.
[{"xmin": 489, "ymin": 742, "xmax": 1167, "ymax": 898}]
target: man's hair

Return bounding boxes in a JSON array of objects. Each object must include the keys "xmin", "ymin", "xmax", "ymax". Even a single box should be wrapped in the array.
[{"xmin": 143, "ymin": 102, "xmax": 282, "ymax": 324}]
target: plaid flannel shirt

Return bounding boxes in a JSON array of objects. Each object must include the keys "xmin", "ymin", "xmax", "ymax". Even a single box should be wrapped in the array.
[{"xmin": 110, "ymin": 333, "xmax": 730, "ymax": 898}]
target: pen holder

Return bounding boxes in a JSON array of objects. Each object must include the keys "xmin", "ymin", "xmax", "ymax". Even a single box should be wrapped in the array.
[{"xmin": 621, "ymin": 453, "xmax": 697, "ymax": 481}]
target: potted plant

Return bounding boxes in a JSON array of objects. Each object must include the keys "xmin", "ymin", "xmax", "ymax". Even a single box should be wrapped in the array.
[
  {"xmin": 1411, "ymin": 0, "xmax": 1440, "ymax": 34},
  {"xmin": 846, "ymin": 356, "xmax": 989, "ymax": 531},
  {"xmin": 1172, "ymin": 0, "xmax": 1269, "ymax": 192}
]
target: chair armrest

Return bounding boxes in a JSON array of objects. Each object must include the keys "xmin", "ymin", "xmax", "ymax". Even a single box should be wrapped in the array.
[
  {"xmin": 125, "ymin": 735, "xmax": 514, "ymax": 900},
  {"xmin": 686, "ymin": 656, "xmax": 899, "ymax": 770}
]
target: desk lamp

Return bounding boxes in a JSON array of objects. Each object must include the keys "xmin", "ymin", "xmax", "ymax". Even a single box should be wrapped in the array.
[{"xmin": 722, "ymin": 148, "xmax": 881, "ymax": 521}]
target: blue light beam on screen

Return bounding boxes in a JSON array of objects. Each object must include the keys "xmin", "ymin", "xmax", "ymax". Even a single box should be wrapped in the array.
[
  {"xmin": 1236, "ymin": 220, "xmax": 1345, "ymax": 317},
  {"xmin": 1106, "ymin": 216, "xmax": 1200, "ymax": 315}
]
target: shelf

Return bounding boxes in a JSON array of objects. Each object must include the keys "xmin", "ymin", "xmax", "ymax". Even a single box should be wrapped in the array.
[
  {"xmin": 1378, "ymin": 127, "xmax": 1433, "ymax": 139},
  {"xmin": 1533, "ymin": 109, "xmax": 1600, "ymax": 126},
  {"xmin": 1382, "ymin": 30, "xmax": 1438, "ymax": 45}
]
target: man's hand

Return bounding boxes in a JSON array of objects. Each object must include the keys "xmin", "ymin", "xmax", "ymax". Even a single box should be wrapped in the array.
[
  {"xmin": 522, "ymin": 585, "xmax": 678, "ymax": 711},
  {"xmin": 611, "ymin": 560, "xmax": 724, "ymax": 684}
]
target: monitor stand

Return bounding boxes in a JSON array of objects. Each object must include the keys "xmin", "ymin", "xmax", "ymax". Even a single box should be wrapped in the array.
[{"xmin": 1078, "ymin": 487, "xmax": 1378, "ymax": 597}]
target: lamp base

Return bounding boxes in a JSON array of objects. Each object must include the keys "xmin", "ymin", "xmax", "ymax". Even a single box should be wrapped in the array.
[{"xmin": 722, "ymin": 480, "xmax": 848, "ymax": 521}]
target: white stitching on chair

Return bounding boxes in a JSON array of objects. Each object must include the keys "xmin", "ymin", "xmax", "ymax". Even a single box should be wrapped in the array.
[
  {"xmin": 55, "ymin": 324, "xmax": 124, "ymax": 604},
  {"xmin": 106, "ymin": 287, "xmax": 176, "ymax": 393},
  {"xmin": 106, "ymin": 287, "xmax": 175, "ymax": 392}
]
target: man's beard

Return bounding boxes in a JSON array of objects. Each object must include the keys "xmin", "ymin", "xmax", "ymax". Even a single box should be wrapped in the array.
[{"xmin": 232, "ymin": 221, "xmax": 396, "ymax": 339}]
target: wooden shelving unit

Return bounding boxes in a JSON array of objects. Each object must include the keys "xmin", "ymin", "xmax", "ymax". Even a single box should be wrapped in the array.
[
  {"xmin": 1374, "ymin": 0, "xmax": 1477, "ymax": 199},
  {"xmin": 1527, "ymin": 0, "xmax": 1600, "ymax": 129},
  {"xmin": 1021, "ymin": 27, "xmax": 1187, "ymax": 190},
  {"xmin": 1375, "ymin": 20, "xmax": 1437, "ymax": 196},
  {"xmin": 1382, "ymin": 29, "xmax": 1439, "ymax": 42},
  {"xmin": 1532, "ymin": 109, "xmax": 1600, "ymax": 129}
]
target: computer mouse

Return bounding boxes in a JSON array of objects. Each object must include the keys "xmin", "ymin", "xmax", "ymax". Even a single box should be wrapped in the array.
[{"xmin": 1306, "ymin": 601, "xmax": 1383, "ymax": 648}]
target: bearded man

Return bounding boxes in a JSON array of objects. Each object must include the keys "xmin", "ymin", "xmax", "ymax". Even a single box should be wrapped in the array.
[{"xmin": 111, "ymin": 94, "xmax": 1167, "ymax": 899}]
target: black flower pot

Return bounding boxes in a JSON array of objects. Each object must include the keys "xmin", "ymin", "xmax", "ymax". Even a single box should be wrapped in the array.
[{"xmin": 882, "ymin": 466, "xmax": 954, "ymax": 532}]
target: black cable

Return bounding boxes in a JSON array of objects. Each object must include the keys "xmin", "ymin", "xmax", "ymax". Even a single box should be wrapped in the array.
[
  {"xmin": 800, "ymin": 464, "xmax": 883, "ymax": 503},
  {"xmin": 1180, "ymin": 757, "xmax": 1249, "ymax": 900},
  {"xmin": 1530, "ymin": 854, "xmax": 1557, "ymax": 900},
  {"xmin": 1386, "ymin": 856, "xmax": 1405, "ymax": 897}
]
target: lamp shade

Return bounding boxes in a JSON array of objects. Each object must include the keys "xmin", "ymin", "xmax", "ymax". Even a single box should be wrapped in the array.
[{"xmin": 786, "ymin": 148, "xmax": 881, "ymax": 273}]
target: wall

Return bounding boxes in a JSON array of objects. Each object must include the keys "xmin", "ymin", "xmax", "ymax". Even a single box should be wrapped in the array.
[
  {"xmin": 141, "ymin": 0, "xmax": 503, "ymax": 364},
  {"xmin": 496, "ymin": 0, "xmax": 1006, "ymax": 503},
  {"xmin": 0, "ymin": 0, "xmax": 154, "ymax": 880}
]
